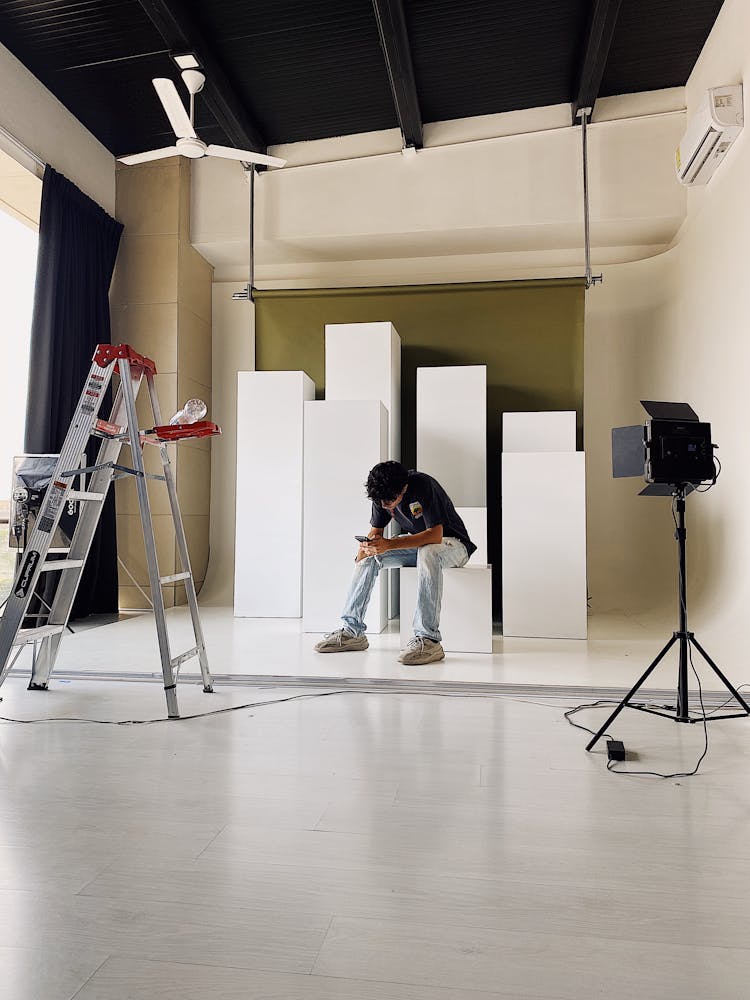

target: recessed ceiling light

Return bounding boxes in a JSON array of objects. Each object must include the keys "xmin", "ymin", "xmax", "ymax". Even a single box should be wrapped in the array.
[{"xmin": 172, "ymin": 52, "xmax": 200, "ymax": 70}]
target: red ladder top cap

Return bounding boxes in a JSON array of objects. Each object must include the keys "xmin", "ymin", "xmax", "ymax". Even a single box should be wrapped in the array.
[{"xmin": 93, "ymin": 343, "xmax": 157, "ymax": 374}]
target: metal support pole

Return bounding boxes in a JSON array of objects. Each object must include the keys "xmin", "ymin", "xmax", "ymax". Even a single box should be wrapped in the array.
[
  {"xmin": 232, "ymin": 167, "xmax": 255, "ymax": 302},
  {"xmin": 579, "ymin": 109, "xmax": 602, "ymax": 289},
  {"xmin": 675, "ymin": 493, "xmax": 690, "ymax": 721},
  {"xmin": 582, "ymin": 109, "xmax": 591, "ymax": 286},
  {"xmin": 249, "ymin": 165, "xmax": 255, "ymax": 300}
]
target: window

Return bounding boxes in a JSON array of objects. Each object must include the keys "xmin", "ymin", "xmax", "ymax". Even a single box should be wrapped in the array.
[{"xmin": 0, "ymin": 151, "xmax": 40, "ymax": 600}]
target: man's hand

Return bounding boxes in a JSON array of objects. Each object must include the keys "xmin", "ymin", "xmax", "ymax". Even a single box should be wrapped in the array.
[{"xmin": 362, "ymin": 535, "xmax": 390, "ymax": 556}]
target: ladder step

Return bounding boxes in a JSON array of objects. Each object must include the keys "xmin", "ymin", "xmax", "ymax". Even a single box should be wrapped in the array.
[
  {"xmin": 159, "ymin": 572, "xmax": 191, "ymax": 585},
  {"xmin": 13, "ymin": 625, "xmax": 65, "ymax": 646},
  {"xmin": 40, "ymin": 559, "xmax": 85, "ymax": 572},
  {"xmin": 171, "ymin": 646, "xmax": 199, "ymax": 670},
  {"xmin": 68, "ymin": 490, "xmax": 106, "ymax": 502}
]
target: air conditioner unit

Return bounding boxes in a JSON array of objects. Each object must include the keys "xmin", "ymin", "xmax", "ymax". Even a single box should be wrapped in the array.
[{"xmin": 675, "ymin": 84, "xmax": 744, "ymax": 186}]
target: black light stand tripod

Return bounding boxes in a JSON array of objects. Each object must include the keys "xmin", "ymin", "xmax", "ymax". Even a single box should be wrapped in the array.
[{"xmin": 586, "ymin": 484, "xmax": 750, "ymax": 751}]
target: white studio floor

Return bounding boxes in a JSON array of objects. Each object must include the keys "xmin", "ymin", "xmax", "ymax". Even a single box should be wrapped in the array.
[
  {"xmin": 2, "ymin": 610, "xmax": 750, "ymax": 999},
  {"xmin": 32, "ymin": 604, "xmax": 746, "ymax": 692}
]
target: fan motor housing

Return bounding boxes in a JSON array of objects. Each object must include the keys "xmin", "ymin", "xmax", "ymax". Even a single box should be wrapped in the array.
[
  {"xmin": 177, "ymin": 137, "xmax": 207, "ymax": 158},
  {"xmin": 181, "ymin": 69, "xmax": 205, "ymax": 94}
]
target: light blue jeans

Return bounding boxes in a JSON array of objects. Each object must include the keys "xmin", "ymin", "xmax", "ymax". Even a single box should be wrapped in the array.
[{"xmin": 341, "ymin": 538, "xmax": 469, "ymax": 641}]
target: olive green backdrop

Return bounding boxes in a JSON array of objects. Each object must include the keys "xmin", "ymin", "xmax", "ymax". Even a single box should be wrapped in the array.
[{"xmin": 255, "ymin": 278, "xmax": 585, "ymax": 614}]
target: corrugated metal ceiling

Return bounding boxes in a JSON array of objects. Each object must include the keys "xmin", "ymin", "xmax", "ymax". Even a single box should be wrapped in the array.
[{"xmin": 0, "ymin": 0, "xmax": 726, "ymax": 157}]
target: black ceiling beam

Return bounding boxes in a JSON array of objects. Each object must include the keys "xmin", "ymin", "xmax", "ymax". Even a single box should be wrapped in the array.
[
  {"xmin": 572, "ymin": 0, "xmax": 623, "ymax": 124},
  {"xmin": 371, "ymin": 0, "xmax": 423, "ymax": 149},
  {"xmin": 136, "ymin": 0, "xmax": 266, "ymax": 152}
]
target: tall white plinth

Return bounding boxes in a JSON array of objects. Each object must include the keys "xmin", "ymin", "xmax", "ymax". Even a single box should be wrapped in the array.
[
  {"xmin": 502, "ymin": 452, "xmax": 587, "ymax": 639},
  {"xmin": 325, "ymin": 322, "xmax": 401, "ymax": 460},
  {"xmin": 417, "ymin": 366, "xmax": 486, "ymax": 506},
  {"xmin": 234, "ymin": 371, "xmax": 315, "ymax": 617},
  {"xmin": 456, "ymin": 507, "xmax": 488, "ymax": 565},
  {"xmin": 303, "ymin": 400, "xmax": 388, "ymax": 633},
  {"xmin": 400, "ymin": 566, "xmax": 493, "ymax": 654},
  {"xmin": 326, "ymin": 321, "xmax": 402, "ymax": 619},
  {"xmin": 503, "ymin": 411, "xmax": 576, "ymax": 452}
]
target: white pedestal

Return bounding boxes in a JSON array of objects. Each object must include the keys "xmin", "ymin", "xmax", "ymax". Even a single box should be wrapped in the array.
[
  {"xmin": 234, "ymin": 371, "xmax": 314, "ymax": 618},
  {"xmin": 417, "ymin": 366, "xmax": 486, "ymax": 506},
  {"xmin": 502, "ymin": 452, "xmax": 587, "ymax": 639},
  {"xmin": 455, "ymin": 507, "xmax": 488, "ymax": 565},
  {"xmin": 325, "ymin": 322, "xmax": 401, "ymax": 460},
  {"xmin": 400, "ymin": 565, "xmax": 493, "ymax": 654},
  {"xmin": 326, "ymin": 321, "xmax": 402, "ymax": 619},
  {"xmin": 503, "ymin": 411, "xmax": 576, "ymax": 452},
  {"xmin": 303, "ymin": 400, "xmax": 388, "ymax": 633}
]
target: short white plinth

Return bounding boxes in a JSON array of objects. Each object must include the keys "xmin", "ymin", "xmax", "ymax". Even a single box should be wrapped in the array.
[
  {"xmin": 400, "ymin": 564, "xmax": 493, "ymax": 654},
  {"xmin": 417, "ymin": 365, "xmax": 486, "ymax": 507},
  {"xmin": 234, "ymin": 371, "xmax": 315, "ymax": 617},
  {"xmin": 502, "ymin": 451, "xmax": 587, "ymax": 639},
  {"xmin": 303, "ymin": 400, "xmax": 388, "ymax": 633}
]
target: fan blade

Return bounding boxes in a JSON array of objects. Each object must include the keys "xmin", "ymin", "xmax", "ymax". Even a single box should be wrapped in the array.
[
  {"xmin": 118, "ymin": 147, "xmax": 181, "ymax": 165},
  {"xmin": 153, "ymin": 78, "xmax": 196, "ymax": 139},
  {"xmin": 205, "ymin": 144, "xmax": 286, "ymax": 168}
]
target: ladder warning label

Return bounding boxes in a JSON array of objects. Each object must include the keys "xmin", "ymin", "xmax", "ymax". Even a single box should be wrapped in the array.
[
  {"xmin": 37, "ymin": 484, "xmax": 66, "ymax": 534},
  {"xmin": 95, "ymin": 419, "xmax": 124, "ymax": 437},
  {"xmin": 81, "ymin": 376, "xmax": 103, "ymax": 415},
  {"xmin": 14, "ymin": 550, "xmax": 40, "ymax": 598}
]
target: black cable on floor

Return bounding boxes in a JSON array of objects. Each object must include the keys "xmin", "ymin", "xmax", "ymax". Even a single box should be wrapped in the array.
[
  {"xmin": 0, "ymin": 687, "xmax": 591, "ymax": 726},
  {"xmin": 0, "ymin": 689, "xmax": 351, "ymax": 725}
]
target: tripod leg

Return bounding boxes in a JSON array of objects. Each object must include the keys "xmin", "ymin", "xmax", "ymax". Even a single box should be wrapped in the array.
[
  {"xmin": 585, "ymin": 635, "xmax": 678, "ymax": 751},
  {"xmin": 689, "ymin": 636, "xmax": 750, "ymax": 714}
]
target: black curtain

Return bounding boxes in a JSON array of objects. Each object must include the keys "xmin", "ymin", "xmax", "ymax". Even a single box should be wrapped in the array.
[{"xmin": 24, "ymin": 167, "xmax": 124, "ymax": 618}]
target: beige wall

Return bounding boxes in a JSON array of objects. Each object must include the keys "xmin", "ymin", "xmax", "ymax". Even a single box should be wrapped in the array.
[
  {"xmin": 584, "ymin": 252, "xmax": 678, "ymax": 620},
  {"xmin": 192, "ymin": 90, "xmax": 687, "ymax": 286},
  {"xmin": 199, "ymin": 284, "xmax": 255, "ymax": 606},
  {"xmin": 111, "ymin": 157, "xmax": 213, "ymax": 609},
  {"xmin": 0, "ymin": 41, "xmax": 114, "ymax": 213},
  {"xmin": 585, "ymin": 0, "xmax": 750, "ymax": 660}
]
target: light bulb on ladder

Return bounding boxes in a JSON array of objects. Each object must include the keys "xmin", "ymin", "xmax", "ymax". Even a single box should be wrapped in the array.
[{"xmin": 169, "ymin": 398, "xmax": 207, "ymax": 425}]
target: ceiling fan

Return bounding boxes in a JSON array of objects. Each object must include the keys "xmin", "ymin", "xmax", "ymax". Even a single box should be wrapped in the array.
[{"xmin": 118, "ymin": 69, "xmax": 286, "ymax": 168}]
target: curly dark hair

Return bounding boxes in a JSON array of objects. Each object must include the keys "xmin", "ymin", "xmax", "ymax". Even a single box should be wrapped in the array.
[{"xmin": 366, "ymin": 461, "xmax": 409, "ymax": 502}]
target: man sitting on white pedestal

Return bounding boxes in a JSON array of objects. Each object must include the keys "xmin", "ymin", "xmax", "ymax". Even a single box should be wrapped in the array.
[{"xmin": 315, "ymin": 461, "xmax": 476, "ymax": 665}]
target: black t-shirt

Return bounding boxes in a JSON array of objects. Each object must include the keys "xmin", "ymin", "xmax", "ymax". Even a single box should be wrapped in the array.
[{"xmin": 370, "ymin": 470, "xmax": 476, "ymax": 558}]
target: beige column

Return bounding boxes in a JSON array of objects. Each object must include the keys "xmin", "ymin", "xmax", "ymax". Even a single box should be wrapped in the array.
[{"xmin": 110, "ymin": 157, "xmax": 212, "ymax": 609}]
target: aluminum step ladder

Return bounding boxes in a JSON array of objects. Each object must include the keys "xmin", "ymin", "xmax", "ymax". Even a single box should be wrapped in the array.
[{"xmin": 0, "ymin": 343, "xmax": 220, "ymax": 718}]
